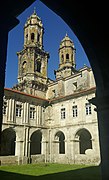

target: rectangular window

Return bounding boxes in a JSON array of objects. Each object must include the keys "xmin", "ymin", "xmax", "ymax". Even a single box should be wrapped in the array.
[
  {"xmin": 16, "ymin": 104, "xmax": 22, "ymax": 117},
  {"xmin": 3, "ymin": 101, "xmax": 7, "ymax": 115},
  {"xmin": 61, "ymin": 108, "xmax": 66, "ymax": 119},
  {"xmin": 30, "ymin": 107, "xmax": 35, "ymax": 119},
  {"xmin": 85, "ymin": 103, "xmax": 92, "ymax": 115},
  {"xmin": 72, "ymin": 105, "xmax": 78, "ymax": 117}
]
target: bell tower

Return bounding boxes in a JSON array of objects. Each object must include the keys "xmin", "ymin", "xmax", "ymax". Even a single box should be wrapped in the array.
[
  {"xmin": 55, "ymin": 33, "xmax": 77, "ymax": 79},
  {"xmin": 13, "ymin": 9, "xmax": 49, "ymax": 97}
]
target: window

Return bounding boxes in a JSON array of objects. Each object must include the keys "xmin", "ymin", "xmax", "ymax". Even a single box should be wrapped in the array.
[
  {"xmin": 85, "ymin": 103, "xmax": 92, "ymax": 115},
  {"xmin": 61, "ymin": 108, "xmax": 66, "ymax": 119},
  {"xmin": 16, "ymin": 104, "xmax": 22, "ymax": 117},
  {"xmin": 36, "ymin": 60, "xmax": 41, "ymax": 72},
  {"xmin": 31, "ymin": 33, "xmax": 35, "ymax": 42},
  {"xmin": 3, "ymin": 101, "xmax": 7, "ymax": 115},
  {"xmin": 22, "ymin": 61, "xmax": 27, "ymax": 73},
  {"xmin": 66, "ymin": 53, "xmax": 69, "ymax": 59},
  {"xmin": 30, "ymin": 107, "xmax": 35, "ymax": 119},
  {"xmin": 72, "ymin": 105, "xmax": 78, "ymax": 117},
  {"xmin": 73, "ymin": 82, "xmax": 77, "ymax": 90}
]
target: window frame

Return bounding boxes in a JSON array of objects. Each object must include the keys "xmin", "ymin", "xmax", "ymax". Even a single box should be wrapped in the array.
[
  {"xmin": 16, "ymin": 103, "xmax": 22, "ymax": 117},
  {"xmin": 85, "ymin": 102, "xmax": 92, "ymax": 115},
  {"xmin": 61, "ymin": 108, "xmax": 66, "ymax": 119},
  {"xmin": 29, "ymin": 106, "xmax": 36, "ymax": 119},
  {"xmin": 3, "ymin": 100, "xmax": 7, "ymax": 115},
  {"xmin": 72, "ymin": 105, "xmax": 78, "ymax": 117}
]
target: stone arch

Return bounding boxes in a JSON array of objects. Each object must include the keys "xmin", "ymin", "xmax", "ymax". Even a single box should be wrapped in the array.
[
  {"xmin": 0, "ymin": 128, "xmax": 16, "ymax": 156},
  {"xmin": 55, "ymin": 131, "xmax": 65, "ymax": 154},
  {"xmin": 74, "ymin": 128, "xmax": 92, "ymax": 154},
  {"xmin": 30, "ymin": 130, "xmax": 42, "ymax": 155}
]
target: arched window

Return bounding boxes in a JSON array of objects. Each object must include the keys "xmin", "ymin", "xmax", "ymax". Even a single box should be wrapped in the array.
[
  {"xmin": 31, "ymin": 33, "xmax": 35, "ymax": 42},
  {"xmin": 0, "ymin": 128, "xmax": 16, "ymax": 156},
  {"xmin": 59, "ymin": 133, "xmax": 65, "ymax": 154},
  {"xmin": 30, "ymin": 130, "xmax": 42, "ymax": 155},
  {"xmin": 35, "ymin": 59, "xmax": 41, "ymax": 72},
  {"xmin": 71, "ymin": 54, "xmax": 73, "ymax": 61},
  {"xmin": 66, "ymin": 53, "xmax": 69, "ymax": 59},
  {"xmin": 22, "ymin": 61, "xmax": 27, "ymax": 73}
]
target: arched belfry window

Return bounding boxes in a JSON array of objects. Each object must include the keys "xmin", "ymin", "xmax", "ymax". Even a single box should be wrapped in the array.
[
  {"xmin": 71, "ymin": 54, "xmax": 73, "ymax": 61},
  {"xmin": 31, "ymin": 33, "xmax": 35, "ymax": 42},
  {"xmin": 66, "ymin": 53, "xmax": 69, "ymax": 60},
  {"xmin": 22, "ymin": 61, "xmax": 27, "ymax": 73},
  {"xmin": 37, "ymin": 61, "xmax": 41, "ymax": 72},
  {"xmin": 35, "ymin": 59, "xmax": 41, "ymax": 73}
]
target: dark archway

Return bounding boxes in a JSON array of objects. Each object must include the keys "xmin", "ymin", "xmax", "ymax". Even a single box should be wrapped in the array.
[
  {"xmin": 75, "ymin": 128, "xmax": 92, "ymax": 154},
  {"xmin": 55, "ymin": 131, "xmax": 65, "ymax": 154},
  {"xmin": 30, "ymin": 130, "xmax": 42, "ymax": 155},
  {"xmin": 0, "ymin": 128, "xmax": 16, "ymax": 156}
]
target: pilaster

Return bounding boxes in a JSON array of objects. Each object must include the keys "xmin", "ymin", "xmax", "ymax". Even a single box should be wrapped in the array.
[{"xmin": 90, "ymin": 95, "xmax": 109, "ymax": 180}]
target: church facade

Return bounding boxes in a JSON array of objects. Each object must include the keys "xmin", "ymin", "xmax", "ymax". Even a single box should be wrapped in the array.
[{"xmin": 0, "ymin": 10, "xmax": 100, "ymax": 165}]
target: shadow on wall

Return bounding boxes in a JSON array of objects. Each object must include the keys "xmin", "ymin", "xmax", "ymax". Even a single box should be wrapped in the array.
[{"xmin": 0, "ymin": 165, "xmax": 101, "ymax": 180}]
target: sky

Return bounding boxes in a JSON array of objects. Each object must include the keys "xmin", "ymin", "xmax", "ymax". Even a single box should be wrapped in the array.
[{"xmin": 5, "ymin": 0, "xmax": 90, "ymax": 88}]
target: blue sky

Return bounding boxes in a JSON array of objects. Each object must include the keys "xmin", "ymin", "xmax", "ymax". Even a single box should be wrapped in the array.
[{"xmin": 5, "ymin": 0, "xmax": 90, "ymax": 88}]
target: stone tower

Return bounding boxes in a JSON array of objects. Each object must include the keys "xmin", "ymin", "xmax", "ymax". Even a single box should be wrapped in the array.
[
  {"xmin": 55, "ymin": 33, "xmax": 77, "ymax": 79},
  {"xmin": 13, "ymin": 9, "xmax": 49, "ymax": 97}
]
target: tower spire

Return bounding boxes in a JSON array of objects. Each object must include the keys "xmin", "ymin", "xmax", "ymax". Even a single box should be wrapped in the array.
[{"xmin": 55, "ymin": 34, "xmax": 76, "ymax": 79}]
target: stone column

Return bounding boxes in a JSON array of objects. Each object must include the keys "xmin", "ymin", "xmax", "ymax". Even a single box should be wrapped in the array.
[
  {"xmin": 90, "ymin": 95, "xmax": 109, "ymax": 180},
  {"xmin": 53, "ymin": 140, "xmax": 59, "ymax": 162},
  {"xmin": 42, "ymin": 140, "xmax": 48, "ymax": 163},
  {"xmin": 15, "ymin": 140, "xmax": 23, "ymax": 157},
  {"xmin": 70, "ymin": 140, "xmax": 75, "ymax": 163}
]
